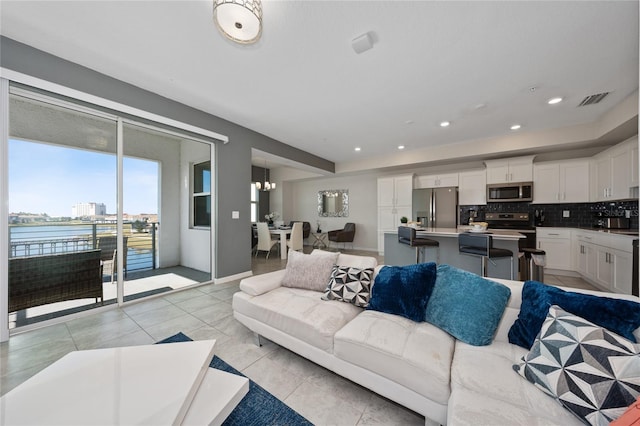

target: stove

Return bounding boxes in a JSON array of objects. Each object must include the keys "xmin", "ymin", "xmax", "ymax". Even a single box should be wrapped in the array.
[{"xmin": 484, "ymin": 212, "xmax": 536, "ymax": 249}]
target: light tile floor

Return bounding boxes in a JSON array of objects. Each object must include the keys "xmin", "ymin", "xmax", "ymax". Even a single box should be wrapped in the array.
[{"xmin": 1, "ymin": 245, "xmax": 597, "ymax": 425}]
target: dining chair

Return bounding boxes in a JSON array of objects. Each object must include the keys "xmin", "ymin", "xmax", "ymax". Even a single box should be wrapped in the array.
[
  {"xmin": 287, "ymin": 222, "xmax": 304, "ymax": 252},
  {"xmin": 255, "ymin": 222, "xmax": 279, "ymax": 259}
]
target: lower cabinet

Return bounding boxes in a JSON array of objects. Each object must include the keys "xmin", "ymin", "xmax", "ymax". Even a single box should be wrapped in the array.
[
  {"xmin": 595, "ymin": 245, "xmax": 633, "ymax": 294},
  {"xmin": 536, "ymin": 228, "xmax": 572, "ymax": 271},
  {"xmin": 573, "ymin": 230, "xmax": 635, "ymax": 294}
]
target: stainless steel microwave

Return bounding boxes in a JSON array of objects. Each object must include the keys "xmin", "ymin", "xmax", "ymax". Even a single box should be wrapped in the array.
[{"xmin": 487, "ymin": 182, "xmax": 533, "ymax": 202}]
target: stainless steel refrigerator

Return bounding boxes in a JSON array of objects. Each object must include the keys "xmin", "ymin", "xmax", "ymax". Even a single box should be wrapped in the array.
[{"xmin": 412, "ymin": 187, "xmax": 458, "ymax": 228}]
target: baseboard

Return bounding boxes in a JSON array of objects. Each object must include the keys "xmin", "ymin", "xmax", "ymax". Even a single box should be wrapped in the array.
[{"xmin": 214, "ymin": 270, "xmax": 252, "ymax": 284}]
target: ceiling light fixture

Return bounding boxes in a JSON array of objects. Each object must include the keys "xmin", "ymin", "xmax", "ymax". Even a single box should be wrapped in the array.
[
  {"xmin": 398, "ymin": 145, "xmax": 405, "ymax": 150},
  {"xmin": 354, "ymin": 147, "xmax": 361, "ymax": 152},
  {"xmin": 510, "ymin": 124, "xmax": 522, "ymax": 131},
  {"xmin": 255, "ymin": 160, "xmax": 274, "ymax": 191},
  {"xmin": 213, "ymin": 0, "xmax": 262, "ymax": 44},
  {"xmin": 547, "ymin": 97, "xmax": 563, "ymax": 105},
  {"xmin": 440, "ymin": 121, "xmax": 451, "ymax": 127}
]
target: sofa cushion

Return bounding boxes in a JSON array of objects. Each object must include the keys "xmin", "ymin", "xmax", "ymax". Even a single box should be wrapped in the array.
[
  {"xmin": 367, "ymin": 262, "xmax": 437, "ymax": 322},
  {"xmin": 449, "ymin": 340, "xmax": 582, "ymax": 425},
  {"xmin": 281, "ymin": 250, "xmax": 339, "ymax": 292},
  {"xmin": 322, "ymin": 265, "xmax": 374, "ymax": 308},
  {"xmin": 233, "ymin": 286, "xmax": 361, "ymax": 352},
  {"xmin": 514, "ymin": 305, "xmax": 640, "ymax": 425},
  {"xmin": 508, "ymin": 280, "xmax": 640, "ymax": 349},
  {"xmin": 425, "ymin": 264, "xmax": 511, "ymax": 346},
  {"xmin": 334, "ymin": 310, "xmax": 454, "ymax": 404}
]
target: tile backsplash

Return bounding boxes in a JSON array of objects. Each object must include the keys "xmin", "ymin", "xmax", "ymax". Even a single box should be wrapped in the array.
[{"xmin": 460, "ymin": 200, "xmax": 639, "ymax": 229}]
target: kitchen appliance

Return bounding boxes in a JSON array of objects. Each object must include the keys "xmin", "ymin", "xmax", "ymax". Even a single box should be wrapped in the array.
[
  {"xmin": 594, "ymin": 217, "xmax": 630, "ymax": 229},
  {"xmin": 412, "ymin": 187, "xmax": 458, "ymax": 228},
  {"xmin": 485, "ymin": 212, "xmax": 536, "ymax": 250},
  {"xmin": 487, "ymin": 182, "xmax": 533, "ymax": 202}
]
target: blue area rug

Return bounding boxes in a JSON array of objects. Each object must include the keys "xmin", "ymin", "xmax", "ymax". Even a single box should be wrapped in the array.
[{"xmin": 158, "ymin": 332, "xmax": 313, "ymax": 426}]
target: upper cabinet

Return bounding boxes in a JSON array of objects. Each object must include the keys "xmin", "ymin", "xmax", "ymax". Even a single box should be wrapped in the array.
[
  {"xmin": 592, "ymin": 136, "xmax": 638, "ymax": 201},
  {"xmin": 458, "ymin": 169, "xmax": 487, "ymax": 205},
  {"xmin": 533, "ymin": 159, "xmax": 590, "ymax": 203},
  {"xmin": 485, "ymin": 155, "xmax": 535, "ymax": 184},
  {"xmin": 377, "ymin": 174, "xmax": 413, "ymax": 254},
  {"xmin": 414, "ymin": 173, "xmax": 459, "ymax": 189}
]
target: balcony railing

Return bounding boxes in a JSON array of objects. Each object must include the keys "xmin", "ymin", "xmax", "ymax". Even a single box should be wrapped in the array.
[{"xmin": 9, "ymin": 222, "xmax": 157, "ymax": 272}]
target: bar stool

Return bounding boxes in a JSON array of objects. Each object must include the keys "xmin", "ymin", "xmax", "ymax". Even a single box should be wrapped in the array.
[
  {"xmin": 458, "ymin": 233, "xmax": 514, "ymax": 279},
  {"xmin": 398, "ymin": 226, "xmax": 440, "ymax": 264}
]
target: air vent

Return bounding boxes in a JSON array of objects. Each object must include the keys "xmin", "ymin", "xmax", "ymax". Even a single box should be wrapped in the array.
[{"xmin": 578, "ymin": 92, "xmax": 610, "ymax": 106}]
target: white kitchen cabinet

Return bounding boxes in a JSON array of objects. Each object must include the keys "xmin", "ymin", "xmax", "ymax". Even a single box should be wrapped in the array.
[
  {"xmin": 571, "ymin": 230, "xmax": 635, "ymax": 294},
  {"xmin": 536, "ymin": 228, "xmax": 572, "ymax": 271},
  {"xmin": 485, "ymin": 156, "xmax": 534, "ymax": 184},
  {"xmin": 631, "ymin": 140, "xmax": 639, "ymax": 187},
  {"xmin": 574, "ymin": 232, "xmax": 596, "ymax": 281},
  {"xmin": 377, "ymin": 174, "xmax": 413, "ymax": 254},
  {"xmin": 593, "ymin": 136, "xmax": 637, "ymax": 201},
  {"xmin": 414, "ymin": 173, "xmax": 458, "ymax": 189},
  {"xmin": 458, "ymin": 169, "xmax": 487, "ymax": 205},
  {"xmin": 533, "ymin": 159, "xmax": 590, "ymax": 203}
]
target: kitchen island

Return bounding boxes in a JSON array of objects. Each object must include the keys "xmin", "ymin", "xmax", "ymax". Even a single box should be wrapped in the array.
[{"xmin": 384, "ymin": 228, "xmax": 525, "ymax": 280}]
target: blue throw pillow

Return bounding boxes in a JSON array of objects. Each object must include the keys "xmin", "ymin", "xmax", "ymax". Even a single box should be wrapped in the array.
[
  {"xmin": 367, "ymin": 262, "xmax": 437, "ymax": 322},
  {"xmin": 424, "ymin": 264, "xmax": 511, "ymax": 346},
  {"xmin": 508, "ymin": 280, "xmax": 640, "ymax": 349}
]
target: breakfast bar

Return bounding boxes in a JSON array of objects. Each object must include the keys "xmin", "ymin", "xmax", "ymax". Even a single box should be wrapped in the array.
[{"xmin": 384, "ymin": 227, "xmax": 525, "ymax": 280}]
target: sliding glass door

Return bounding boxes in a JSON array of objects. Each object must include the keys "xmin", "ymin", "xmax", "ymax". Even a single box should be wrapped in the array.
[{"xmin": 6, "ymin": 88, "xmax": 214, "ymax": 330}]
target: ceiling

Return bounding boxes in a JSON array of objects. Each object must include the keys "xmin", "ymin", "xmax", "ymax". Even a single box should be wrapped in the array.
[{"xmin": 1, "ymin": 1, "xmax": 638, "ymax": 173}]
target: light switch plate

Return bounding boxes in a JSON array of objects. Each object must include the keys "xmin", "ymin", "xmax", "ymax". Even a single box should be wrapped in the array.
[
  {"xmin": 563, "ymin": 210, "xmax": 570, "ymax": 218},
  {"xmin": 232, "ymin": 211, "xmax": 239, "ymax": 219}
]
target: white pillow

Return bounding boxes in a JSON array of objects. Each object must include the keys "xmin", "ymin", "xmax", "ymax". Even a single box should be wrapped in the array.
[{"xmin": 281, "ymin": 250, "xmax": 339, "ymax": 292}]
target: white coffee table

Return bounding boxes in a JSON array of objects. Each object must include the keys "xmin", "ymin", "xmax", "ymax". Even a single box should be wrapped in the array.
[{"xmin": 0, "ymin": 340, "xmax": 249, "ymax": 425}]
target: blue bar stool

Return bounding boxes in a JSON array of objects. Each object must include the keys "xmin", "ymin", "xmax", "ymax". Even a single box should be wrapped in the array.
[
  {"xmin": 398, "ymin": 226, "xmax": 439, "ymax": 264},
  {"xmin": 458, "ymin": 233, "xmax": 513, "ymax": 279}
]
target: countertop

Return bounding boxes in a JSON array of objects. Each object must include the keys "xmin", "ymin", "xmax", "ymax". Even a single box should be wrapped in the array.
[
  {"xmin": 386, "ymin": 227, "xmax": 525, "ymax": 240},
  {"xmin": 538, "ymin": 226, "xmax": 639, "ymax": 238}
]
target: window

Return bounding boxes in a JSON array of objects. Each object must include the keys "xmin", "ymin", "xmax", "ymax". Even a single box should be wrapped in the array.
[
  {"xmin": 250, "ymin": 183, "xmax": 259, "ymax": 223},
  {"xmin": 193, "ymin": 161, "xmax": 211, "ymax": 227}
]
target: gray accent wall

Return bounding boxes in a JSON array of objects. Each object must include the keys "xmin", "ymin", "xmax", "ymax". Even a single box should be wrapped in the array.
[{"xmin": 0, "ymin": 36, "xmax": 334, "ymax": 278}]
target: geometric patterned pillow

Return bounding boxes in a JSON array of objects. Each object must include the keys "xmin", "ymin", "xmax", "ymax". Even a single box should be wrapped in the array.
[
  {"xmin": 321, "ymin": 265, "xmax": 374, "ymax": 308},
  {"xmin": 513, "ymin": 305, "xmax": 640, "ymax": 426}
]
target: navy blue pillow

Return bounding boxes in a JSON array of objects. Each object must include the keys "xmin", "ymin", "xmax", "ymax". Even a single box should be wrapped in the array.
[
  {"xmin": 367, "ymin": 262, "xmax": 437, "ymax": 322},
  {"xmin": 508, "ymin": 280, "xmax": 640, "ymax": 349}
]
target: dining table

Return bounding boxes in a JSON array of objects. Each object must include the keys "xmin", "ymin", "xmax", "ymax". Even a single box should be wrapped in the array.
[{"xmin": 269, "ymin": 228, "xmax": 291, "ymax": 259}]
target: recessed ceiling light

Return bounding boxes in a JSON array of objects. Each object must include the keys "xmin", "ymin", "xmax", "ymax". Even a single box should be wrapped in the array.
[
  {"xmin": 440, "ymin": 121, "xmax": 451, "ymax": 127},
  {"xmin": 398, "ymin": 145, "xmax": 405, "ymax": 150},
  {"xmin": 354, "ymin": 147, "xmax": 361, "ymax": 152},
  {"xmin": 510, "ymin": 124, "xmax": 522, "ymax": 131},
  {"xmin": 548, "ymin": 97, "xmax": 563, "ymax": 105}
]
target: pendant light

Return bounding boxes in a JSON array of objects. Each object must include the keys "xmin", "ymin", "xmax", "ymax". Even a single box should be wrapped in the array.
[{"xmin": 256, "ymin": 160, "xmax": 275, "ymax": 191}]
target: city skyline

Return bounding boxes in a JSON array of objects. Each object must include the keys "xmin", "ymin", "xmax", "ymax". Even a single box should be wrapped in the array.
[{"xmin": 9, "ymin": 139, "xmax": 159, "ymax": 218}]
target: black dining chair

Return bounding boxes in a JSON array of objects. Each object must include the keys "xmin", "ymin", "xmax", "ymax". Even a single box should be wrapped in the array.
[
  {"xmin": 398, "ymin": 226, "xmax": 439, "ymax": 264},
  {"xmin": 458, "ymin": 233, "xmax": 514, "ymax": 279}
]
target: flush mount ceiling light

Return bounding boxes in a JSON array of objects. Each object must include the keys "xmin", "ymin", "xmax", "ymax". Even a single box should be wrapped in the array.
[
  {"xmin": 213, "ymin": 0, "xmax": 262, "ymax": 44},
  {"xmin": 255, "ymin": 160, "xmax": 274, "ymax": 191},
  {"xmin": 547, "ymin": 97, "xmax": 563, "ymax": 105}
]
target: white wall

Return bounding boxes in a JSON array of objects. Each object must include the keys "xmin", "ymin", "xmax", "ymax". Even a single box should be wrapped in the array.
[{"xmin": 285, "ymin": 173, "xmax": 379, "ymax": 251}]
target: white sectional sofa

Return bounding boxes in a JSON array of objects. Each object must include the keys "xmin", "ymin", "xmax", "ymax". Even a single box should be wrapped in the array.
[{"xmin": 232, "ymin": 250, "xmax": 640, "ymax": 425}]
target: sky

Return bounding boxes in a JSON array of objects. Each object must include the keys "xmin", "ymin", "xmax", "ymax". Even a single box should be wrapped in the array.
[{"xmin": 9, "ymin": 139, "xmax": 158, "ymax": 217}]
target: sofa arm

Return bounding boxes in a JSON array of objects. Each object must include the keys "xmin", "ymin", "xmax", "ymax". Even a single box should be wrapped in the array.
[{"xmin": 239, "ymin": 269, "xmax": 286, "ymax": 296}]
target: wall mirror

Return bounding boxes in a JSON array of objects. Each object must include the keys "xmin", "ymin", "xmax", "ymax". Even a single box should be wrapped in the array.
[{"xmin": 318, "ymin": 190, "xmax": 349, "ymax": 217}]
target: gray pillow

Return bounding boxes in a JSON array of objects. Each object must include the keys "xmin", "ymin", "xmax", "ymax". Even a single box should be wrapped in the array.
[{"xmin": 281, "ymin": 250, "xmax": 339, "ymax": 292}]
